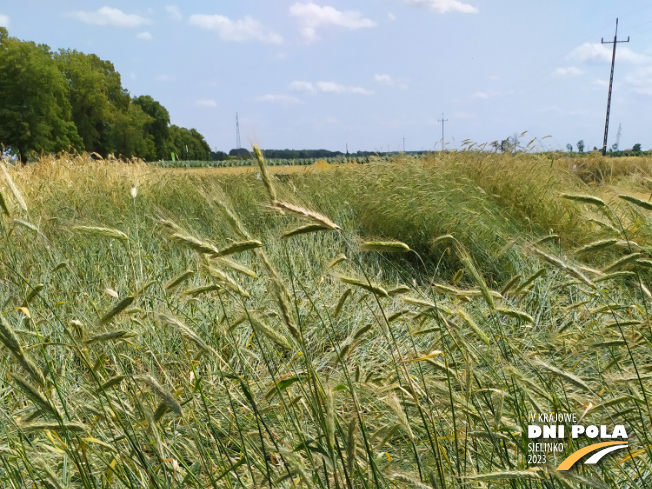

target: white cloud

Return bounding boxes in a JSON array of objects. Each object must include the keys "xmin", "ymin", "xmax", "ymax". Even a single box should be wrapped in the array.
[
  {"xmin": 290, "ymin": 81, "xmax": 317, "ymax": 93},
  {"xmin": 316, "ymin": 82, "xmax": 344, "ymax": 92},
  {"xmin": 374, "ymin": 74, "xmax": 395, "ymax": 86},
  {"xmin": 256, "ymin": 94, "xmax": 301, "ymax": 103},
  {"xmin": 569, "ymin": 43, "xmax": 611, "ymax": 63},
  {"xmin": 315, "ymin": 82, "xmax": 347, "ymax": 93},
  {"xmin": 612, "ymin": 47, "xmax": 649, "ymax": 64},
  {"xmin": 591, "ymin": 79, "xmax": 609, "ymax": 89},
  {"xmin": 625, "ymin": 67, "xmax": 652, "ymax": 95},
  {"xmin": 290, "ymin": 80, "xmax": 373, "ymax": 95},
  {"xmin": 188, "ymin": 14, "xmax": 283, "ymax": 44},
  {"xmin": 318, "ymin": 81, "xmax": 373, "ymax": 95},
  {"xmin": 66, "ymin": 7, "xmax": 151, "ymax": 28},
  {"xmin": 553, "ymin": 66, "xmax": 583, "ymax": 77},
  {"xmin": 165, "ymin": 6, "xmax": 182, "ymax": 21},
  {"xmin": 136, "ymin": 32, "xmax": 153, "ymax": 40},
  {"xmin": 156, "ymin": 74, "xmax": 175, "ymax": 82},
  {"xmin": 0, "ymin": 14, "xmax": 9, "ymax": 28},
  {"xmin": 194, "ymin": 99, "xmax": 218, "ymax": 108},
  {"xmin": 289, "ymin": 3, "xmax": 376, "ymax": 42},
  {"xmin": 570, "ymin": 42, "xmax": 650, "ymax": 64},
  {"xmin": 388, "ymin": 13, "xmax": 396, "ymax": 21},
  {"xmin": 470, "ymin": 90, "xmax": 498, "ymax": 99},
  {"xmin": 394, "ymin": 0, "xmax": 478, "ymax": 14}
]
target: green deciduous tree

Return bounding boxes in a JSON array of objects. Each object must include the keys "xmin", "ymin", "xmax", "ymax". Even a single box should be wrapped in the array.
[
  {"xmin": 167, "ymin": 125, "xmax": 211, "ymax": 161},
  {"xmin": 211, "ymin": 150, "xmax": 228, "ymax": 161},
  {"xmin": 229, "ymin": 148, "xmax": 252, "ymax": 158},
  {"xmin": 55, "ymin": 49, "xmax": 161, "ymax": 160},
  {"xmin": 133, "ymin": 95, "xmax": 170, "ymax": 160},
  {"xmin": 577, "ymin": 140, "xmax": 585, "ymax": 153},
  {"xmin": 54, "ymin": 49, "xmax": 130, "ymax": 156},
  {"xmin": 0, "ymin": 28, "xmax": 82, "ymax": 160},
  {"xmin": 0, "ymin": 28, "xmax": 212, "ymax": 162},
  {"xmin": 112, "ymin": 103, "xmax": 156, "ymax": 160}
]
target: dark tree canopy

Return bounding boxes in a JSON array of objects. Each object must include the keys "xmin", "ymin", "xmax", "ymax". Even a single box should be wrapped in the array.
[
  {"xmin": 133, "ymin": 95, "xmax": 170, "ymax": 160},
  {"xmin": 112, "ymin": 103, "xmax": 156, "ymax": 161},
  {"xmin": 211, "ymin": 150, "xmax": 228, "ymax": 161},
  {"xmin": 0, "ymin": 28, "xmax": 82, "ymax": 160},
  {"xmin": 54, "ymin": 49, "xmax": 131, "ymax": 157},
  {"xmin": 167, "ymin": 126, "xmax": 211, "ymax": 161},
  {"xmin": 229, "ymin": 148, "xmax": 252, "ymax": 158},
  {"xmin": 0, "ymin": 28, "xmax": 210, "ymax": 162}
]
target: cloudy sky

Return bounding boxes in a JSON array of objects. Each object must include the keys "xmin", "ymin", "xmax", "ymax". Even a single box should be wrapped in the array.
[{"xmin": 2, "ymin": 1, "xmax": 652, "ymax": 152}]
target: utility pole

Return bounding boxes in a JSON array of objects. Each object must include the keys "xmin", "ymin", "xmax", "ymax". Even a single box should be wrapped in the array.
[
  {"xmin": 235, "ymin": 112, "xmax": 241, "ymax": 150},
  {"xmin": 438, "ymin": 113, "xmax": 448, "ymax": 152},
  {"xmin": 402, "ymin": 136, "xmax": 406, "ymax": 153},
  {"xmin": 601, "ymin": 19, "xmax": 629, "ymax": 156}
]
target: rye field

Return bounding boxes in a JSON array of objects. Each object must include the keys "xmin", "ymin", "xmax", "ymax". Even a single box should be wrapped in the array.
[{"xmin": 0, "ymin": 149, "xmax": 652, "ymax": 488}]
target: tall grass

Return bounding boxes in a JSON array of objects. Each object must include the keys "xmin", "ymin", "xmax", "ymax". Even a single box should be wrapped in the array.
[{"xmin": 0, "ymin": 150, "xmax": 650, "ymax": 488}]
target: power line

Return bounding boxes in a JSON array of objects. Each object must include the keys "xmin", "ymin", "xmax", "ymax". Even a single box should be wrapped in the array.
[
  {"xmin": 235, "ymin": 112, "xmax": 241, "ymax": 150},
  {"xmin": 437, "ymin": 113, "xmax": 448, "ymax": 151},
  {"xmin": 601, "ymin": 19, "xmax": 629, "ymax": 156}
]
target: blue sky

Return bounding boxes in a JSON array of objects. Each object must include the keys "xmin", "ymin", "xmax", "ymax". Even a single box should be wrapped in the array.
[{"xmin": 1, "ymin": 1, "xmax": 652, "ymax": 152}]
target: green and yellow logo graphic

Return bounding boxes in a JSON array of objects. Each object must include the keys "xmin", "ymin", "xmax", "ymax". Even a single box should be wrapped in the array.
[
  {"xmin": 556, "ymin": 441, "xmax": 629, "ymax": 471},
  {"xmin": 527, "ymin": 413, "xmax": 629, "ymax": 469}
]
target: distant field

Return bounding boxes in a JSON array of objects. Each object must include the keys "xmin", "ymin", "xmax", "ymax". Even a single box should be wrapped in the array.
[
  {"xmin": 1, "ymin": 151, "xmax": 651, "ymax": 488},
  {"xmin": 162, "ymin": 158, "xmax": 353, "ymax": 176},
  {"xmin": 155, "ymin": 155, "xmax": 387, "ymax": 169}
]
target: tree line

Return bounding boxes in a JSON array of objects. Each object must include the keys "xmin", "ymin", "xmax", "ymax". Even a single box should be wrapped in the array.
[
  {"xmin": 0, "ymin": 28, "xmax": 211, "ymax": 162},
  {"xmin": 214, "ymin": 148, "xmax": 418, "ymax": 161},
  {"xmin": 567, "ymin": 140, "xmax": 644, "ymax": 154},
  {"xmin": 212, "ymin": 148, "xmax": 348, "ymax": 160}
]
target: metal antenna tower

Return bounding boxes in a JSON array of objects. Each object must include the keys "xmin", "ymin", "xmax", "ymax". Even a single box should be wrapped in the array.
[
  {"xmin": 601, "ymin": 19, "xmax": 629, "ymax": 156},
  {"xmin": 235, "ymin": 112, "xmax": 241, "ymax": 149},
  {"xmin": 402, "ymin": 136, "xmax": 406, "ymax": 152},
  {"xmin": 615, "ymin": 123, "xmax": 622, "ymax": 151},
  {"xmin": 438, "ymin": 113, "xmax": 448, "ymax": 151}
]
